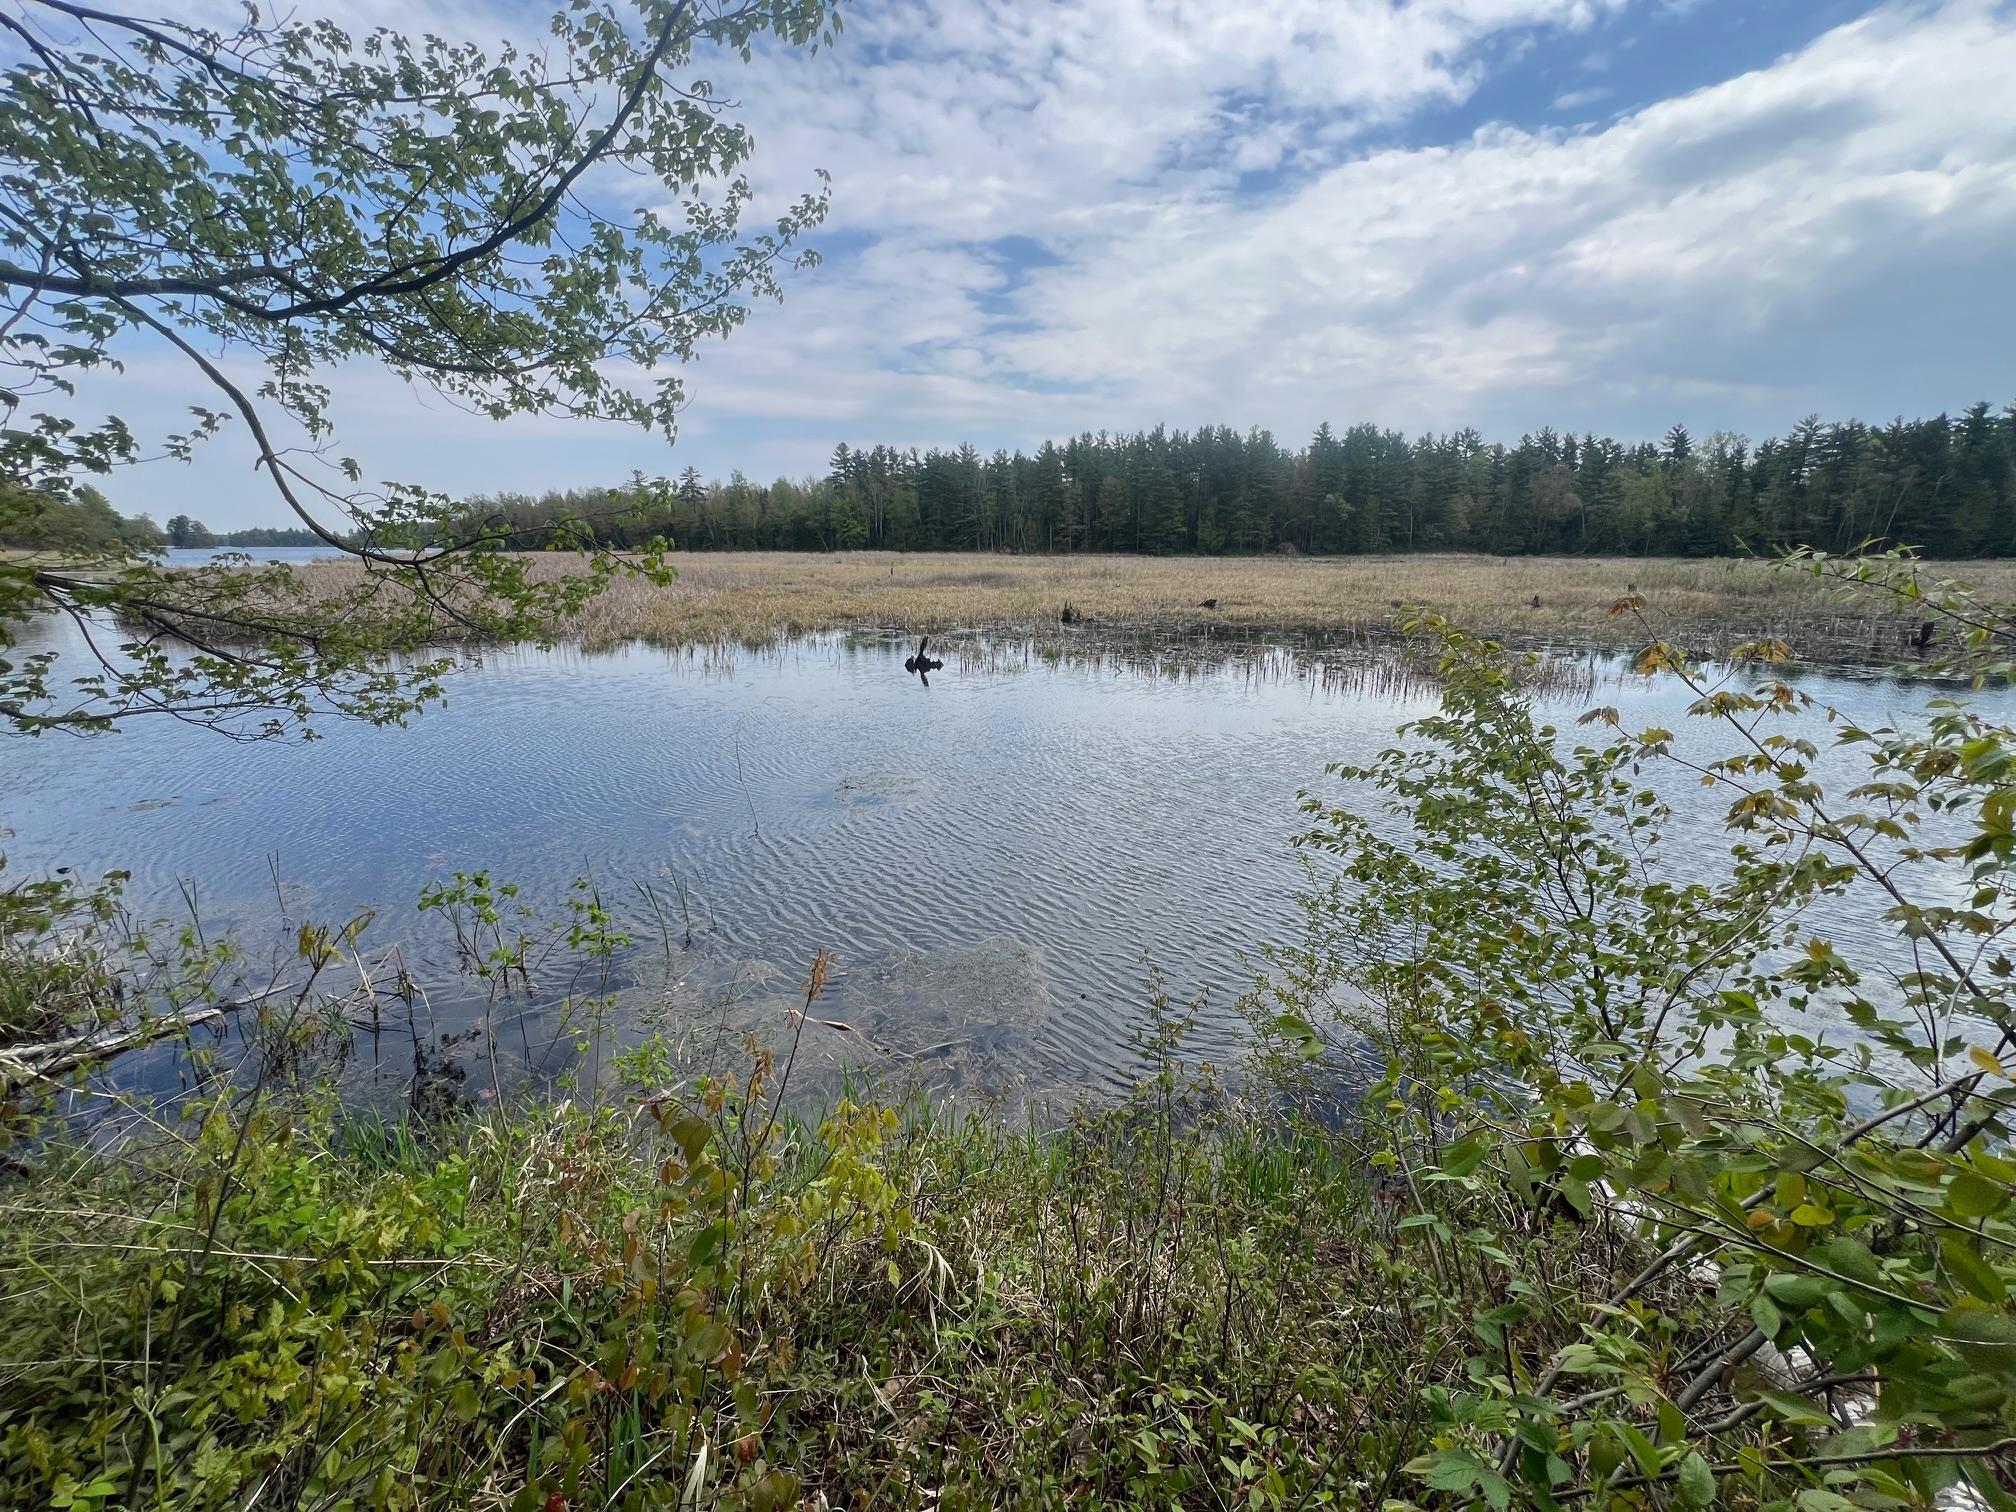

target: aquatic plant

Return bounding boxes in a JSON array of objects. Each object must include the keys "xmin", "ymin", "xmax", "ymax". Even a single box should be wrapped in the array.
[{"xmin": 9, "ymin": 549, "xmax": 2016, "ymax": 1508}]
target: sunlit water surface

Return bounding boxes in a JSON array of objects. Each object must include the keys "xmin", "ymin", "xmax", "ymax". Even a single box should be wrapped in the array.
[{"xmin": 5, "ymin": 606, "xmax": 2006, "ymax": 1113}]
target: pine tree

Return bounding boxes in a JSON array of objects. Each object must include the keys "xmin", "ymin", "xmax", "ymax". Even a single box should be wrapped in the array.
[{"xmin": 1095, "ymin": 475, "xmax": 1130, "ymax": 551}]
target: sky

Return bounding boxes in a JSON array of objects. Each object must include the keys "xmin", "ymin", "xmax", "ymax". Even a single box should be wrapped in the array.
[{"xmin": 44, "ymin": 0, "xmax": 2016, "ymax": 529}]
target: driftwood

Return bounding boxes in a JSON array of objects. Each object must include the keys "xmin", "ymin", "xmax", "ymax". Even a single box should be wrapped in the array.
[{"xmin": 0, "ymin": 984, "xmax": 287, "ymax": 1090}]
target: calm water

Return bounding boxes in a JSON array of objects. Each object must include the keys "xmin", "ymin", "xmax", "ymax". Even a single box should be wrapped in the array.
[
  {"xmin": 161, "ymin": 546, "xmax": 348, "ymax": 567},
  {"xmin": 4, "ymin": 612, "xmax": 2006, "ymax": 1107}
]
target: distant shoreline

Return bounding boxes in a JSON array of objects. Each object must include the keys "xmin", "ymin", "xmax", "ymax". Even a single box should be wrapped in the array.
[{"xmin": 260, "ymin": 548, "xmax": 2010, "ymax": 663}]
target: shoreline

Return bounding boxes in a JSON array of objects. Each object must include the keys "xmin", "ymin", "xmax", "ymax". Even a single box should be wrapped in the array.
[{"xmin": 241, "ymin": 548, "xmax": 2012, "ymax": 664}]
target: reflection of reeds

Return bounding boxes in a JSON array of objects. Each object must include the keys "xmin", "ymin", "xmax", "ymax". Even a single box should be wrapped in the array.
[
  {"xmin": 942, "ymin": 634, "xmax": 1601, "ymax": 701},
  {"xmin": 631, "ymin": 628, "xmax": 1609, "ymax": 701},
  {"xmin": 257, "ymin": 550, "xmax": 2008, "ymax": 661}
]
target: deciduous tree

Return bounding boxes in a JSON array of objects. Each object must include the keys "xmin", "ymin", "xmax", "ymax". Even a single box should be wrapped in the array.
[{"xmin": 0, "ymin": 0, "xmax": 839, "ymax": 737}]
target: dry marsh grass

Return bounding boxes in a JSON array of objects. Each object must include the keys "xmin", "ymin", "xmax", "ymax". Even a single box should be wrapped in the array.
[{"xmin": 284, "ymin": 550, "xmax": 2016, "ymax": 658}]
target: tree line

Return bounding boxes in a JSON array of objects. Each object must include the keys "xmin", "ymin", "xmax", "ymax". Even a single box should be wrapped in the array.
[
  {"xmin": 0, "ymin": 492, "xmax": 324, "ymax": 554},
  {"xmin": 158, "ymin": 516, "xmax": 323, "ymax": 550},
  {"xmin": 0, "ymin": 485, "xmax": 163, "ymax": 554},
  {"xmin": 459, "ymin": 402, "xmax": 2016, "ymax": 558},
  {"xmin": 23, "ymin": 403, "xmax": 2016, "ymax": 563}
]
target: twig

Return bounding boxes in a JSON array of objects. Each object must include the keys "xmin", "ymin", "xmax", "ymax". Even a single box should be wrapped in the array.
[{"xmin": 1560, "ymin": 1435, "xmax": 2016, "ymax": 1500}]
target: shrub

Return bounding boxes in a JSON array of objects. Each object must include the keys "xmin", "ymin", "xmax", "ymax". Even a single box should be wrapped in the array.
[{"xmin": 1246, "ymin": 555, "xmax": 2016, "ymax": 1508}]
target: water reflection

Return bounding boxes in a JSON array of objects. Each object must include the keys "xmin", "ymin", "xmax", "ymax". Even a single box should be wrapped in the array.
[
  {"xmin": 902, "ymin": 636, "xmax": 945, "ymax": 686},
  {"xmin": 4, "ymin": 616, "xmax": 2012, "ymax": 1111}
]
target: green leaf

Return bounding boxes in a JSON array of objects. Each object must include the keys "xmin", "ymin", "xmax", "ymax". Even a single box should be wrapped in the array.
[
  {"xmin": 1272, "ymin": 1013, "xmax": 1325, "ymax": 1062},
  {"xmin": 1656, "ymin": 1397, "xmax": 1686, "ymax": 1445},
  {"xmin": 1554, "ymin": 1343, "xmax": 1604, "ymax": 1374},
  {"xmin": 1950, "ymin": 1170, "xmax": 2009, "ymax": 1220},
  {"xmin": 1947, "ymin": 1372, "xmax": 2007, "ymax": 1410},
  {"xmin": 1559, "ymin": 1176, "xmax": 1595, "ymax": 1219},
  {"xmin": 1751, "ymin": 1389, "xmax": 1835, "ymax": 1427},
  {"xmin": 1815, "ymin": 1236, "xmax": 1882, "ymax": 1284},
  {"xmin": 1676, "ymin": 1450, "xmax": 1716, "ymax": 1509},
  {"xmin": 1443, "ymin": 1133, "xmax": 1488, "ymax": 1177},
  {"xmin": 1412, "ymin": 1448, "xmax": 1491, "ymax": 1493},
  {"xmin": 688, "ymin": 1221, "xmax": 725, "ymax": 1268},
  {"xmin": 1764, "ymin": 1273, "xmax": 1828, "ymax": 1309},
  {"xmin": 1619, "ymin": 1422, "xmax": 1661, "ymax": 1480},
  {"xmin": 670, "ymin": 1116, "xmax": 712, "ymax": 1165},
  {"xmin": 1751, "ymin": 1293, "xmax": 1784, "ymax": 1339},
  {"xmin": 1943, "ymin": 1234, "xmax": 2010, "ymax": 1303},
  {"xmin": 1941, "ymin": 1304, "xmax": 2016, "ymax": 1375},
  {"xmin": 688, "ymin": 1320, "xmax": 731, "ymax": 1362}
]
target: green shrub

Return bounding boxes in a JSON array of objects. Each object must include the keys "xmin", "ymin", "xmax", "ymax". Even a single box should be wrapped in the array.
[
  {"xmin": 15, "ymin": 549, "xmax": 2016, "ymax": 1509},
  {"xmin": 1244, "ymin": 555, "xmax": 2016, "ymax": 1508},
  {"xmin": 0, "ymin": 961, "xmax": 1441, "ymax": 1509}
]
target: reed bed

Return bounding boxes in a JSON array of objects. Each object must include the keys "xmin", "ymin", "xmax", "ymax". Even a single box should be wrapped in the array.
[{"xmin": 276, "ymin": 550, "xmax": 2015, "ymax": 659}]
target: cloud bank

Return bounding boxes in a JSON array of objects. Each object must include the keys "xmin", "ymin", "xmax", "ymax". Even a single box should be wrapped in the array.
[{"xmin": 50, "ymin": 0, "xmax": 2016, "ymax": 524}]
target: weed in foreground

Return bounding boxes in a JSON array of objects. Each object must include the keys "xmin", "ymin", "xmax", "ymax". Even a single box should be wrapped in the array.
[{"xmin": 0, "ymin": 949, "xmax": 1473, "ymax": 1510}]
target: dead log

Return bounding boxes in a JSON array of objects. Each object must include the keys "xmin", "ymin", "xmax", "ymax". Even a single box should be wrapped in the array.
[{"xmin": 0, "ymin": 985, "xmax": 288, "ymax": 1089}]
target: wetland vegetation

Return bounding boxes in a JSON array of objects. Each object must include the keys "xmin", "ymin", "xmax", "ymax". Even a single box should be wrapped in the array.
[
  {"xmin": 15, "ymin": 570, "xmax": 2016, "ymax": 1510},
  {"xmin": 264, "ymin": 548, "xmax": 2016, "ymax": 661},
  {"xmin": 7, "ymin": 0, "xmax": 2016, "ymax": 1506}
]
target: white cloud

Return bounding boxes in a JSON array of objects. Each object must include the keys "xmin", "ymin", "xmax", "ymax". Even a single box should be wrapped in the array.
[
  {"xmin": 36, "ymin": 0, "xmax": 2016, "ymax": 526},
  {"xmin": 735, "ymin": 0, "xmax": 1630, "ymax": 236},
  {"xmin": 680, "ymin": 0, "xmax": 2016, "ymax": 459},
  {"xmin": 1552, "ymin": 84, "xmax": 1614, "ymax": 109}
]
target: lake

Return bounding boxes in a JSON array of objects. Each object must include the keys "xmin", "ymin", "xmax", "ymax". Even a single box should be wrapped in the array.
[
  {"xmin": 4, "ymin": 611, "xmax": 2003, "ymax": 1110},
  {"xmin": 160, "ymin": 545, "xmax": 351, "ymax": 567}
]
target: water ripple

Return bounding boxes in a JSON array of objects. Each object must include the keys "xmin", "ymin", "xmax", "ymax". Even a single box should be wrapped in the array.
[{"xmin": 4, "ymin": 626, "xmax": 2000, "ymax": 1099}]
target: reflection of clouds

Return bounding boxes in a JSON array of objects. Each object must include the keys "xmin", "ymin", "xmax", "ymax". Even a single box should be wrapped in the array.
[{"xmin": 11, "ymin": 625, "xmax": 2016, "ymax": 1097}]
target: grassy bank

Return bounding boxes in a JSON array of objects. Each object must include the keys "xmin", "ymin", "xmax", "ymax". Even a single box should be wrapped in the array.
[
  {"xmin": 0, "ymin": 1038, "xmax": 1473, "ymax": 1511},
  {"xmin": 16, "ymin": 587, "xmax": 2016, "ymax": 1510},
  {"xmin": 271, "ymin": 550, "xmax": 2016, "ymax": 657}
]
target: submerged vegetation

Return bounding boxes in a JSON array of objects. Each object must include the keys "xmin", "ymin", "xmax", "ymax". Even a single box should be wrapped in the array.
[{"xmin": 9, "ymin": 554, "xmax": 2016, "ymax": 1508}]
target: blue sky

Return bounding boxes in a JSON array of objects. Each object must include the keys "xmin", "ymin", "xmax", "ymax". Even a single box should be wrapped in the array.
[{"xmin": 59, "ymin": 0, "xmax": 2016, "ymax": 528}]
